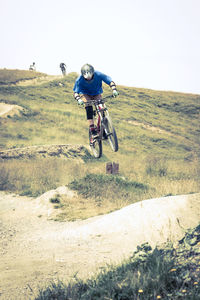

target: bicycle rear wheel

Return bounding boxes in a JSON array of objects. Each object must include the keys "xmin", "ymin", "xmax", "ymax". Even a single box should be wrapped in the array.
[
  {"xmin": 89, "ymin": 131, "xmax": 102, "ymax": 158},
  {"xmin": 103, "ymin": 115, "xmax": 118, "ymax": 152}
]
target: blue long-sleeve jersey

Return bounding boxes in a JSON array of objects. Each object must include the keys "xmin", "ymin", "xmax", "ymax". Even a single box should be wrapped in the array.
[{"xmin": 73, "ymin": 70, "xmax": 112, "ymax": 96}]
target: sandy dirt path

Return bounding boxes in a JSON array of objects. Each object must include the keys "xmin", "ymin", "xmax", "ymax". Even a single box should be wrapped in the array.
[
  {"xmin": 0, "ymin": 75, "xmax": 62, "ymax": 119},
  {"xmin": 0, "ymin": 191, "xmax": 200, "ymax": 299},
  {"xmin": 0, "ymin": 103, "xmax": 24, "ymax": 118}
]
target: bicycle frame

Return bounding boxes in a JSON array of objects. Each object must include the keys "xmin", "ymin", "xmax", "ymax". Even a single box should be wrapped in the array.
[
  {"xmin": 87, "ymin": 96, "xmax": 112, "ymax": 139},
  {"xmin": 84, "ymin": 95, "xmax": 118, "ymax": 157},
  {"xmin": 96, "ymin": 103, "xmax": 107, "ymax": 138}
]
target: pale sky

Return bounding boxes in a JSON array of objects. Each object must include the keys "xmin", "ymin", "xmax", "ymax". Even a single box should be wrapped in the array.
[{"xmin": 1, "ymin": 0, "xmax": 200, "ymax": 94}]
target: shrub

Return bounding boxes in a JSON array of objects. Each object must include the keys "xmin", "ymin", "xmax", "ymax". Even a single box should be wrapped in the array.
[
  {"xmin": 69, "ymin": 174, "xmax": 149, "ymax": 201},
  {"xmin": 146, "ymin": 157, "xmax": 168, "ymax": 177},
  {"xmin": 0, "ymin": 166, "xmax": 10, "ymax": 190}
]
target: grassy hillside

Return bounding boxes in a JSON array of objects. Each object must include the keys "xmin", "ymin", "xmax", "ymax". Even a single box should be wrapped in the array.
[
  {"xmin": 0, "ymin": 69, "xmax": 200, "ymax": 299},
  {"xmin": 0, "ymin": 68, "xmax": 46, "ymax": 84},
  {"xmin": 0, "ymin": 69, "xmax": 199, "ymax": 217}
]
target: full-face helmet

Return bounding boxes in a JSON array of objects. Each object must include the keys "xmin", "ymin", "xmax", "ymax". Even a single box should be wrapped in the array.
[{"xmin": 81, "ymin": 64, "xmax": 94, "ymax": 80}]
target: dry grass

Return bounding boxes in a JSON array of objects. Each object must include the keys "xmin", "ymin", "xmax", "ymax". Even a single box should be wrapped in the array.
[
  {"xmin": 53, "ymin": 194, "xmax": 126, "ymax": 221},
  {"xmin": 0, "ymin": 158, "xmax": 89, "ymax": 196}
]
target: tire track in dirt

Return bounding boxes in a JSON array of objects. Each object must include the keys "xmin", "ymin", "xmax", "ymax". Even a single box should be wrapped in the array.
[
  {"xmin": 124, "ymin": 119, "xmax": 194, "ymax": 143},
  {"xmin": 14, "ymin": 75, "xmax": 63, "ymax": 86}
]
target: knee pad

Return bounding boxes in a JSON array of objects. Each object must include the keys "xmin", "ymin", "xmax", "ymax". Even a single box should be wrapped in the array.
[{"xmin": 85, "ymin": 105, "xmax": 93, "ymax": 120}]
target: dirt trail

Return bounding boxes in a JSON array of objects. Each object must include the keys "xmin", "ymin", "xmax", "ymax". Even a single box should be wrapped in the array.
[
  {"xmin": 0, "ymin": 190, "xmax": 199, "ymax": 300},
  {"xmin": 0, "ymin": 75, "xmax": 63, "ymax": 118},
  {"xmin": 15, "ymin": 75, "xmax": 63, "ymax": 87},
  {"xmin": 0, "ymin": 103, "xmax": 24, "ymax": 118}
]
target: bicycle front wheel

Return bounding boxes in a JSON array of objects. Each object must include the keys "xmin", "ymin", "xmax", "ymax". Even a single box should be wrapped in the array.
[
  {"xmin": 103, "ymin": 115, "xmax": 118, "ymax": 152},
  {"xmin": 89, "ymin": 131, "xmax": 102, "ymax": 158}
]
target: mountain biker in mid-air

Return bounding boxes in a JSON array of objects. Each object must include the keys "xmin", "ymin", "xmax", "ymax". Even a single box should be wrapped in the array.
[{"xmin": 73, "ymin": 63, "xmax": 119, "ymax": 137}]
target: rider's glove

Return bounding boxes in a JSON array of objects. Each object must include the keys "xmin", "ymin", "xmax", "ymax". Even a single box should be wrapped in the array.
[
  {"xmin": 77, "ymin": 98, "xmax": 84, "ymax": 106},
  {"xmin": 112, "ymin": 90, "xmax": 119, "ymax": 97}
]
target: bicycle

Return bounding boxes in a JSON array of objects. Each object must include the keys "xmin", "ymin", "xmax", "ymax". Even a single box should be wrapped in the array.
[{"xmin": 87, "ymin": 95, "xmax": 118, "ymax": 158}]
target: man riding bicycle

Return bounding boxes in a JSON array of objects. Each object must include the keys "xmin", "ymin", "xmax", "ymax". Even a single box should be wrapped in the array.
[{"xmin": 73, "ymin": 64, "xmax": 119, "ymax": 137}]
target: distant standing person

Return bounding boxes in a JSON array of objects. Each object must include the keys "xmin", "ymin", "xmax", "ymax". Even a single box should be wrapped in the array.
[
  {"xmin": 60, "ymin": 63, "xmax": 66, "ymax": 76},
  {"xmin": 29, "ymin": 62, "xmax": 36, "ymax": 71}
]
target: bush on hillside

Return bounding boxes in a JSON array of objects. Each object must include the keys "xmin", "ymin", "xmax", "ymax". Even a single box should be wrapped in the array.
[{"xmin": 68, "ymin": 174, "xmax": 149, "ymax": 201}]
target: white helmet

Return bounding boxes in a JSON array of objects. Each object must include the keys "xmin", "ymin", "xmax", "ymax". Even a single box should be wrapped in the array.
[{"xmin": 81, "ymin": 64, "xmax": 94, "ymax": 80}]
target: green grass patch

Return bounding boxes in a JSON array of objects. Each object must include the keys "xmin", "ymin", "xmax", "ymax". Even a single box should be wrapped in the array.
[
  {"xmin": 49, "ymin": 174, "xmax": 150, "ymax": 221},
  {"xmin": 69, "ymin": 174, "xmax": 149, "ymax": 200}
]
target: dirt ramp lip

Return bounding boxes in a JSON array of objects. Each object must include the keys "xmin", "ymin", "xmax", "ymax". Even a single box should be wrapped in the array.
[
  {"xmin": 62, "ymin": 193, "xmax": 200, "ymax": 245},
  {"xmin": 0, "ymin": 144, "xmax": 90, "ymax": 160}
]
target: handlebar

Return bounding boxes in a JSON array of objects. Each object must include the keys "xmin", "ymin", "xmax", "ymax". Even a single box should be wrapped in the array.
[
  {"xmin": 86, "ymin": 95, "xmax": 114, "ymax": 105},
  {"xmin": 101, "ymin": 95, "xmax": 114, "ymax": 100}
]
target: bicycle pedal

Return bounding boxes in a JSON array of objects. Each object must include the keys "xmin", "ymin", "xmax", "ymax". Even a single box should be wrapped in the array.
[
  {"xmin": 90, "ymin": 141, "xmax": 96, "ymax": 146},
  {"xmin": 90, "ymin": 137, "xmax": 95, "ymax": 145},
  {"xmin": 92, "ymin": 135, "xmax": 98, "ymax": 139}
]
